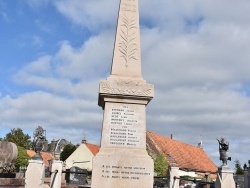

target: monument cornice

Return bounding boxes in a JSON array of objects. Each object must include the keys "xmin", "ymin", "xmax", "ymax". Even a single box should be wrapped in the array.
[{"xmin": 98, "ymin": 77, "xmax": 154, "ymax": 108}]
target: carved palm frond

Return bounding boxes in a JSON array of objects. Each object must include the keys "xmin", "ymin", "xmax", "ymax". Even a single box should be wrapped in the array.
[{"xmin": 118, "ymin": 14, "xmax": 138, "ymax": 67}]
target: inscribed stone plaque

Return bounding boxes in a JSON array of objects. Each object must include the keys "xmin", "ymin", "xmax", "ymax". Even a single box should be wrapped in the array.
[
  {"xmin": 92, "ymin": 149, "xmax": 153, "ymax": 188},
  {"xmin": 101, "ymin": 103, "xmax": 145, "ymax": 149}
]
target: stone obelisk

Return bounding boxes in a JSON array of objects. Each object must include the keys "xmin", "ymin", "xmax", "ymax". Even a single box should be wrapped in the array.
[{"xmin": 91, "ymin": 0, "xmax": 154, "ymax": 187}]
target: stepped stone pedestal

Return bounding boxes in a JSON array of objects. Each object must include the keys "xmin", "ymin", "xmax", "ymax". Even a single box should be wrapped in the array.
[
  {"xmin": 215, "ymin": 166, "xmax": 235, "ymax": 188},
  {"xmin": 92, "ymin": 77, "xmax": 154, "ymax": 188},
  {"xmin": 91, "ymin": 0, "xmax": 154, "ymax": 187}
]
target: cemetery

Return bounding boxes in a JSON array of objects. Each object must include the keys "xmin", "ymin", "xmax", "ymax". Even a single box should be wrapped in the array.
[
  {"xmin": 0, "ymin": 0, "xmax": 248, "ymax": 188},
  {"xmin": 1, "ymin": 128, "xmax": 243, "ymax": 188}
]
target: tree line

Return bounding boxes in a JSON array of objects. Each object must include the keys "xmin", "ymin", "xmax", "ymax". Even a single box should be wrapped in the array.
[
  {"xmin": 0, "ymin": 128, "xmax": 77, "ymax": 169},
  {"xmin": 2, "ymin": 127, "xmax": 248, "ymax": 176},
  {"xmin": 1, "ymin": 128, "xmax": 31, "ymax": 169}
]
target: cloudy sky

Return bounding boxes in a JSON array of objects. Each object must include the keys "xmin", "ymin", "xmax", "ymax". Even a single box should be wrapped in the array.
[{"xmin": 1, "ymin": 0, "xmax": 250, "ymax": 169}]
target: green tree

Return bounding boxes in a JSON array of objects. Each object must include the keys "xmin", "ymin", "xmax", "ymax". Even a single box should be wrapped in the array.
[
  {"xmin": 16, "ymin": 146, "xmax": 30, "ymax": 168},
  {"xmin": 3, "ymin": 128, "xmax": 32, "ymax": 149},
  {"xmin": 60, "ymin": 144, "xmax": 77, "ymax": 161},
  {"xmin": 235, "ymin": 159, "xmax": 244, "ymax": 175},
  {"xmin": 154, "ymin": 153, "xmax": 168, "ymax": 176}
]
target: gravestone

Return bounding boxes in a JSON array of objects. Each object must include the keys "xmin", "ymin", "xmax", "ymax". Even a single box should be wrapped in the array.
[
  {"xmin": 234, "ymin": 175, "xmax": 244, "ymax": 188},
  {"xmin": 0, "ymin": 142, "xmax": 25, "ymax": 188},
  {"xmin": 0, "ymin": 141, "xmax": 18, "ymax": 175},
  {"xmin": 91, "ymin": 0, "xmax": 154, "ymax": 187},
  {"xmin": 68, "ymin": 166, "xmax": 88, "ymax": 185}
]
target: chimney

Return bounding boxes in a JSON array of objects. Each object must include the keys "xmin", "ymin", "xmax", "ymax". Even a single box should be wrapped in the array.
[
  {"xmin": 82, "ymin": 139, "xmax": 87, "ymax": 144},
  {"xmin": 171, "ymin": 134, "xmax": 173, "ymax": 139},
  {"xmin": 43, "ymin": 139, "xmax": 48, "ymax": 151}
]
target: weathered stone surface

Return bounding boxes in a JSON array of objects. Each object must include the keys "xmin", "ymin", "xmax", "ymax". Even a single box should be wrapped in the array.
[
  {"xmin": 100, "ymin": 79, "xmax": 153, "ymax": 97},
  {"xmin": 0, "ymin": 141, "xmax": 18, "ymax": 173},
  {"xmin": 92, "ymin": 148, "xmax": 153, "ymax": 188},
  {"xmin": 100, "ymin": 103, "xmax": 146, "ymax": 149},
  {"xmin": 25, "ymin": 160, "xmax": 45, "ymax": 188},
  {"xmin": 215, "ymin": 166, "xmax": 235, "ymax": 188},
  {"xmin": 98, "ymin": 78, "xmax": 154, "ymax": 107},
  {"xmin": 111, "ymin": 0, "xmax": 141, "ymax": 77},
  {"xmin": 0, "ymin": 178, "xmax": 24, "ymax": 188}
]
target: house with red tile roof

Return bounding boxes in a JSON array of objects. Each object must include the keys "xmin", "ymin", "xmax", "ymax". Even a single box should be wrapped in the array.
[
  {"xmin": 26, "ymin": 150, "xmax": 54, "ymax": 167},
  {"xmin": 65, "ymin": 140, "xmax": 100, "ymax": 171},
  {"xmin": 146, "ymin": 131, "xmax": 217, "ymax": 178}
]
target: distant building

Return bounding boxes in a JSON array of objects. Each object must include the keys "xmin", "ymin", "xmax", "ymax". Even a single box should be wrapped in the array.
[
  {"xmin": 65, "ymin": 140, "xmax": 100, "ymax": 171},
  {"xmin": 44, "ymin": 138, "xmax": 71, "ymax": 160},
  {"xmin": 146, "ymin": 131, "xmax": 217, "ymax": 178}
]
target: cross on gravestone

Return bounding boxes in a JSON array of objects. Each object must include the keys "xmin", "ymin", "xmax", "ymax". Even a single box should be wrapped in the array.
[{"xmin": 91, "ymin": 0, "xmax": 154, "ymax": 187}]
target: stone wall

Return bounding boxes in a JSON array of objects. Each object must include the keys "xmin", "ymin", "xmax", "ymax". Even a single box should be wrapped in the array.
[{"xmin": 0, "ymin": 178, "xmax": 25, "ymax": 188}]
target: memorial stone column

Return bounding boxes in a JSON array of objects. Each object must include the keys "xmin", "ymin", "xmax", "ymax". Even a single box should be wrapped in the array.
[{"xmin": 91, "ymin": 0, "xmax": 154, "ymax": 187}]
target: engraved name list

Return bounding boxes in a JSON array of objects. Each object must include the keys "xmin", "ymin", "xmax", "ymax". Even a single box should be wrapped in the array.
[{"xmin": 107, "ymin": 105, "xmax": 143, "ymax": 148}]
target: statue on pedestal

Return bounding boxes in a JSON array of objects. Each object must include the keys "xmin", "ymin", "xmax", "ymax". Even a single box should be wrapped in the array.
[
  {"xmin": 217, "ymin": 138, "xmax": 231, "ymax": 166},
  {"xmin": 32, "ymin": 126, "xmax": 46, "ymax": 160}
]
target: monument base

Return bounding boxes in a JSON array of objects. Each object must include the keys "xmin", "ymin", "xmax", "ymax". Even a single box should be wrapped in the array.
[
  {"xmin": 91, "ymin": 148, "xmax": 154, "ymax": 188},
  {"xmin": 215, "ymin": 166, "xmax": 235, "ymax": 188}
]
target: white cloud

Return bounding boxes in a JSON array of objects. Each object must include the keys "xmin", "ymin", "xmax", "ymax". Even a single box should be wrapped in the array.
[
  {"xmin": 1, "ymin": 0, "xmax": 250, "ymax": 167},
  {"xmin": 54, "ymin": 32, "xmax": 113, "ymax": 80},
  {"xmin": 19, "ymin": 56, "xmax": 52, "ymax": 75},
  {"xmin": 53, "ymin": 0, "xmax": 119, "ymax": 31},
  {"xmin": 14, "ymin": 31, "xmax": 114, "ymax": 98},
  {"xmin": 0, "ymin": 91, "xmax": 102, "ymax": 144}
]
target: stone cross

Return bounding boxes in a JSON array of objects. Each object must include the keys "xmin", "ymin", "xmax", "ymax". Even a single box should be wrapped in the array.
[{"xmin": 91, "ymin": 0, "xmax": 154, "ymax": 187}]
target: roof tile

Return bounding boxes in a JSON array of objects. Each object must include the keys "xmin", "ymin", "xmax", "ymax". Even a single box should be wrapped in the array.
[
  {"xmin": 86, "ymin": 143, "xmax": 100, "ymax": 156},
  {"xmin": 26, "ymin": 150, "xmax": 54, "ymax": 167},
  {"xmin": 147, "ymin": 131, "xmax": 217, "ymax": 173}
]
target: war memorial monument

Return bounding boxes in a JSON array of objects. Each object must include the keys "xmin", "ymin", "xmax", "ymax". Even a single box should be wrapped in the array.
[{"xmin": 91, "ymin": 0, "xmax": 154, "ymax": 187}]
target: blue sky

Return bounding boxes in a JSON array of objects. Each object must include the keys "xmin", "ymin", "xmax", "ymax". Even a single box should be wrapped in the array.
[{"xmin": 1, "ymin": 0, "xmax": 250, "ymax": 169}]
